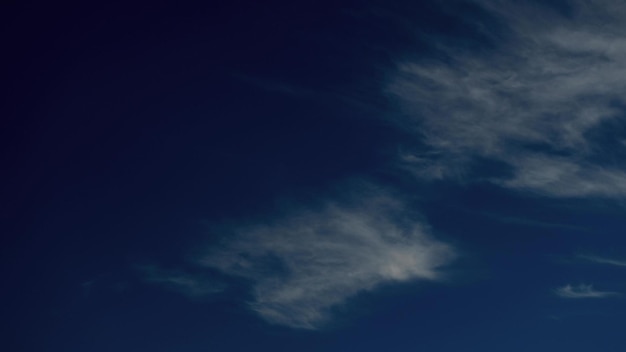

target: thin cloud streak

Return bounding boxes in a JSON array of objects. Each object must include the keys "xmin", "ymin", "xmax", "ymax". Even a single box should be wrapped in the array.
[
  {"xmin": 472, "ymin": 210, "xmax": 588, "ymax": 232},
  {"xmin": 388, "ymin": 0, "xmax": 626, "ymax": 197},
  {"xmin": 555, "ymin": 284, "xmax": 619, "ymax": 299},
  {"xmin": 580, "ymin": 255, "xmax": 626, "ymax": 267},
  {"xmin": 139, "ymin": 265, "xmax": 225, "ymax": 298},
  {"xmin": 198, "ymin": 193, "xmax": 455, "ymax": 329}
]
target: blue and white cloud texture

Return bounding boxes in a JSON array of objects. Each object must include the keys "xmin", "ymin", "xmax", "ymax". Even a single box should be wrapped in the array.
[
  {"xmin": 391, "ymin": 0, "xmax": 626, "ymax": 197},
  {"xmin": 146, "ymin": 0, "xmax": 626, "ymax": 328},
  {"xmin": 199, "ymin": 193, "xmax": 453, "ymax": 329}
]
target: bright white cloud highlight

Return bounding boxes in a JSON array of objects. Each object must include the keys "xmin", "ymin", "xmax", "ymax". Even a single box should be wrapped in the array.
[
  {"xmin": 198, "ymin": 194, "xmax": 454, "ymax": 329},
  {"xmin": 555, "ymin": 284, "xmax": 619, "ymax": 299},
  {"xmin": 388, "ymin": 0, "xmax": 626, "ymax": 197}
]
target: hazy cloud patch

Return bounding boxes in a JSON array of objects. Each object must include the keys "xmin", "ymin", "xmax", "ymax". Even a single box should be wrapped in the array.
[
  {"xmin": 197, "ymin": 192, "xmax": 455, "ymax": 329},
  {"xmin": 388, "ymin": 0, "xmax": 626, "ymax": 198}
]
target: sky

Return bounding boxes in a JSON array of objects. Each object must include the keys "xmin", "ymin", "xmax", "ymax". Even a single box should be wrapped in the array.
[{"xmin": 3, "ymin": 0, "xmax": 626, "ymax": 351}]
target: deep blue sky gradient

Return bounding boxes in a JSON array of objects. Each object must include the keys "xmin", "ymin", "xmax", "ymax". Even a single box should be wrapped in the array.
[{"xmin": 3, "ymin": 1, "xmax": 626, "ymax": 351}]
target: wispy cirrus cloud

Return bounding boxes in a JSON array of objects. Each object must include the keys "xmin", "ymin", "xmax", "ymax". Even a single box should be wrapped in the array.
[
  {"xmin": 388, "ymin": 0, "xmax": 626, "ymax": 197},
  {"xmin": 139, "ymin": 265, "xmax": 225, "ymax": 298},
  {"xmin": 197, "ymin": 191, "xmax": 454, "ymax": 329},
  {"xmin": 555, "ymin": 284, "xmax": 619, "ymax": 299},
  {"xmin": 579, "ymin": 255, "xmax": 626, "ymax": 267}
]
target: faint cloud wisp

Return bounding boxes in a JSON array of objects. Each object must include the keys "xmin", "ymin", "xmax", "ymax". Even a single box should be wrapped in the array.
[
  {"xmin": 555, "ymin": 284, "xmax": 619, "ymax": 299},
  {"xmin": 579, "ymin": 255, "xmax": 626, "ymax": 267},
  {"xmin": 139, "ymin": 265, "xmax": 225, "ymax": 298}
]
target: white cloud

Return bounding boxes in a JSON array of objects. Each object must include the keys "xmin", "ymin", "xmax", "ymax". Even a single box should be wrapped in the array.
[
  {"xmin": 502, "ymin": 155, "xmax": 626, "ymax": 197},
  {"xmin": 580, "ymin": 255, "xmax": 626, "ymax": 267},
  {"xmin": 388, "ymin": 0, "xmax": 626, "ymax": 197},
  {"xmin": 555, "ymin": 284, "xmax": 619, "ymax": 299},
  {"xmin": 198, "ymin": 193, "xmax": 454, "ymax": 329}
]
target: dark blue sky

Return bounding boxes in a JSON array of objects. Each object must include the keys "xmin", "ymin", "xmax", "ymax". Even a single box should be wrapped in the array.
[{"xmin": 4, "ymin": 1, "xmax": 626, "ymax": 351}]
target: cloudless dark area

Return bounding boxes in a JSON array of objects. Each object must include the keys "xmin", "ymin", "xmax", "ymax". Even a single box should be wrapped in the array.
[{"xmin": 3, "ymin": 1, "xmax": 626, "ymax": 351}]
